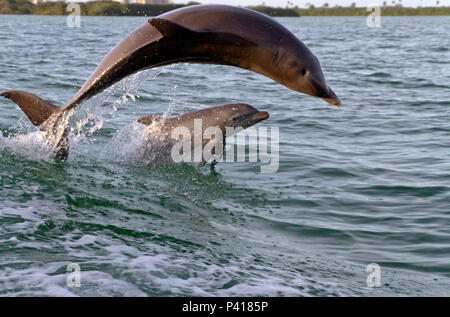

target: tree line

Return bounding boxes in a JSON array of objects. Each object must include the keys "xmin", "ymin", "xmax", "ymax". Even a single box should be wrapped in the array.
[{"xmin": 1, "ymin": 0, "xmax": 449, "ymax": 16}]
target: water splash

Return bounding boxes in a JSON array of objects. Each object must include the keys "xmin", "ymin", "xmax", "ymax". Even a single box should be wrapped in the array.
[
  {"xmin": 66, "ymin": 68, "xmax": 178, "ymax": 165},
  {"xmin": 69, "ymin": 69, "xmax": 163, "ymax": 146},
  {"xmin": 99, "ymin": 121, "xmax": 177, "ymax": 166},
  {"xmin": 0, "ymin": 67, "xmax": 171, "ymax": 164},
  {"xmin": 163, "ymin": 81, "xmax": 177, "ymax": 119},
  {"xmin": 0, "ymin": 130, "xmax": 53, "ymax": 161}
]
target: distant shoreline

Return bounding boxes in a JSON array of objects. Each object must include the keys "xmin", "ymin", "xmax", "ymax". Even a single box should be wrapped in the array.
[
  {"xmin": 1, "ymin": 1, "xmax": 450, "ymax": 17},
  {"xmin": 295, "ymin": 5, "xmax": 450, "ymax": 16}
]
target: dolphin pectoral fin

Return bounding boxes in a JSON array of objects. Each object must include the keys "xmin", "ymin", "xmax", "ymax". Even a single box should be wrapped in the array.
[
  {"xmin": 197, "ymin": 159, "xmax": 207, "ymax": 169},
  {"xmin": 200, "ymin": 138, "xmax": 224, "ymax": 169},
  {"xmin": 0, "ymin": 90, "xmax": 59, "ymax": 126},
  {"xmin": 222, "ymin": 137, "xmax": 226, "ymax": 159},
  {"xmin": 197, "ymin": 157, "xmax": 218, "ymax": 168},
  {"xmin": 137, "ymin": 115, "xmax": 162, "ymax": 126},
  {"xmin": 149, "ymin": 18, "xmax": 195, "ymax": 38}
]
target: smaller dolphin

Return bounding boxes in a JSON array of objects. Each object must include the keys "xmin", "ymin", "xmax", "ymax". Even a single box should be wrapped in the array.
[{"xmin": 137, "ymin": 103, "xmax": 269, "ymax": 167}]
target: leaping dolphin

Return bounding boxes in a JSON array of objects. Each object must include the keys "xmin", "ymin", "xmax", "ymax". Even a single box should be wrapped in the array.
[{"xmin": 1, "ymin": 4, "xmax": 340, "ymax": 160}]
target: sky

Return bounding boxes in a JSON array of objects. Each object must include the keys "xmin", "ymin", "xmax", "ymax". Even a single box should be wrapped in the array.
[{"xmin": 173, "ymin": 0, "xmax": 450, "ymax": 8}]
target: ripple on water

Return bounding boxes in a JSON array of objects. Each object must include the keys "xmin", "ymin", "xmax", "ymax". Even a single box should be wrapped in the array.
[{"xmin": 1, "ymin": 15, "xmax": 450, "ymax": 296}]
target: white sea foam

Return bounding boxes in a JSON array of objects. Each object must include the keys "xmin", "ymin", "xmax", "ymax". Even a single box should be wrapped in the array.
[
  {"xmin": 0, "ymin": 263, "xmax": 147, "ymax": 297},
  {"xmin": 0, "ymin": 130, "xmax": 53, "ymax": 161},
  {"xmin": 0, "ymin": 204, "xmax": 46, "ymax": 236},
  {"xmin": 36, "ymin": 230, "xmax": 313, "ymax": 297},
  {"xmin": 0, "ymin": 201, "xmax": 350, "ymax": 297},
  {"xmin": 121, "ymin": 250, "xmax": 311, "ymax": 296},
  {"xmin": 0, "ymin": 264, "xmax": 76, "ymax": 297}
]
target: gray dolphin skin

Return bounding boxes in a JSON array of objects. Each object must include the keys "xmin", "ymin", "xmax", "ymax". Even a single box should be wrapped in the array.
[
  {"xmin": 1, "ymin": 4, "xmax": 339, "ymax": 159},
  {"xmin": 137, "ymin": 103, "xmax": 269, "ymax": 167}
]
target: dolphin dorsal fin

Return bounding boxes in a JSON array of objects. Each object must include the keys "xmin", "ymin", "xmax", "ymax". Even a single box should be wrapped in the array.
[
  {"xmin": 149, "ymin": 18, "xmax": 195, "ymax": 38},
  {"xmin": 137, "ymin": 115, "xmax": 162, "ymax": 126},
  {"xmin": 149, "ymin": 18, "xmax": 256, "ymax": 48}
]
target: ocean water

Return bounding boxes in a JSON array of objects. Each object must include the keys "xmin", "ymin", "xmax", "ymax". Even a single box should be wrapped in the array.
[{"xmin": 0, "ymin": 14, "xmax": 449, "ymax": 296}]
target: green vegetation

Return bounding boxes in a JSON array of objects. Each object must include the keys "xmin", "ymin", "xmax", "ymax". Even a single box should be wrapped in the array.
[
  {"xmin": 0, "ymin": 0, "xmax": 449, "ymax": 17},
  {"xmin": 0, "ymin": 1, "xmax": 189, "ymax": 16},
  {"xmin": 295, "ymin": 4, "xmax": 450, "ymax": 16},
  {"xmin": 33, "ymin": 1, "xmax": 66, "ymax": 15},
  {"xmin": 247, "ymin": 5, "xmax": 299, "ymax": 17},
  {"xmin": 0, "ymin": 1, "xmax": 297, "ymax": 16},
  {"xmin": 0, "ymin": 0, "xmax": 34, "ymax": 14}
]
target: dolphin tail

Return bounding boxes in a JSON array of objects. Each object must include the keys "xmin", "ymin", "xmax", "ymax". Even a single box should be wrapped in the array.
[
  {"xmin": 0, "ymin": 90, "xmax": 59, "ymax": 126},
  {"xmin": 1, "ymin": 90, "xmax": 69, "ymax": 160}
]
